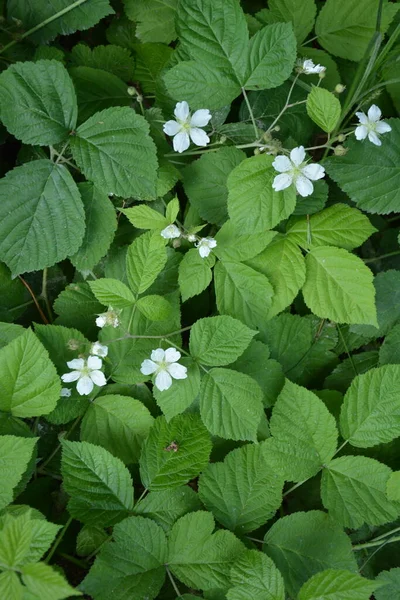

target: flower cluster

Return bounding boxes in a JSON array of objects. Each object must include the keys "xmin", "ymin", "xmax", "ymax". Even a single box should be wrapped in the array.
[{"xmin": 96, "ymin": 307, "xmax": 120, "ymax": 328}]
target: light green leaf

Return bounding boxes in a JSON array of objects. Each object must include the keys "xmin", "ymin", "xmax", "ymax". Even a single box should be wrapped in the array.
[
  {"xmin": 0, "ymin": 513, "xmax": 32, "ymax": 568},
  {"xmin": 136, "ymin": 295, "xmax": 172, "ymax": 321},
  {"xmin": 168, "ymin": 511, "xmax": 245, "ymax": 592},
  {"xmin": 376, "ymin": 568, "xmax": 400, "ymax": 600},
  {"xmin": 71, "ymin": 44, "xmax": 134, "ymax": 82},
  {"xmin": 200, "ymin": 368, "xmax": 264, "ymax": 441},
  {"xmin": 134, "ymin": 487, "xmax": 202, "ymax": 532},
  {"xmin": 199, "ymin": 443, "xmax": 283, "ymax": 533},
  {"xmin": 227, "ymin": 549, "xmax": 285, "ymax": 600},
  {"xmin": 165, "ymin": 197, "xmax": 180, "ymax": 223},
  {"xmin": 124, "ymin": 0, "xmax": 178, "ymax": 43},
  {"xmin": 0, "ymin": 160, "xmax": 85, "ymax": 276},
  {"xmin": 227, "ymin": 154, "xmax": 296, "ymax": 234},
  {"xmin": 153, "ymin": 358, "xmax": 201, "ymax": 421},
  {"xmin": 287, "ymin": 204, "xmax": 376, "ymax": 251},
  {"xmin": 61, "ymin": 439, "xmax": 134, "ymax": 526},
  {"xmin": 380, "ymin": 323, "xmax": 400, "ymax": 365},
  {"xmin": 339, "ymin": 364, "xmax": 400, "ymax": 448},
  {"xmin": 76, "ymin": 526, "xmax": 108, "ymax": 557},
  {"xmin": 0, "ymin": 329, "xmax": 60, "ymax": 417},
  {"xmin": 215, "ymin": 221, "xmax": 276, "ymax": 263},
  {"xmin": 139, "ymin": 414, "xmax": 212, "ymax": 490},
  {"xmin": 135, "ymin": 43, "xmax": 174, "ymax": 94},
  {"xmin": 306, "ymin": 87, "xmax": 341, "ymax": 133},
  {"xmin": 0, "ymin": 571, "xmax": 23, "ymax": 600},
  {"xmin": 0, "ymin": 60, "xmax": 77, "ymax": 145},
  {"xmin": 89, "ymin": 278, "xmax": 136, "ymax": 309},
  {"xmin": 302, "ymin": 246, "xmax": 377, "ymax": 326},
  {"xmin": 122, "ymin": 205, "xmax": 168, "ymax": 230},
  {"xmin": 324, "ymin": 119, "xmax": 400, "ymax": 214},
  {"xmin": 157, "ymin": 162, "xmax": 180, "ymax": 197},
  {"xmin": 21, "ymin": 562, "xmax": 81, "ymax": 600},
  {"xmin": 298, "ymin": 568, "xmax": 377, "ymax": 600},
  {"xmin": 80, "ymin": 395, "xmax": 154, "ymax": 464},
  {"xmin": 266, "ymin": 0, "xmax": 317, "ymax": 43},
  {"xmin": 178, "ymin": 248, "xmax": 215, "ymax": 302},
  {"xmin": 189, "ymin": 315, "xmax": 255, "ymax": 367},
  {"xmin": 387, "ymin": 472, "xmax": 400, "ymax": 502},
  {"xmin": 23, "ymin": 518, "xmax": 61, "ymax": 563},
  {"xmin": 0, "ymin": 436, "xmax": 37, "ymax": 511},
  {"xmin": 264, "ymin": 511, "xmax": 357, "ymax": 598},
  {"xmin": 126, "ymin": 231, "xmax": 168, "ymax": 295},
  {"xmin": 70, "ymin": 107, "xmax": 158, "ymax": 200},
  {"xmin": 324, "ymin": 351, "xmax": 379, "ymax": 394},
  {"xmin": 321, "ymin": 455, "xmax": 400, "ymax": 528}
]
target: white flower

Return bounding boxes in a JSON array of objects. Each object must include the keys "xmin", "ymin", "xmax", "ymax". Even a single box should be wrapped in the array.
[
  {"xmin": 161, "ymin": 224, "xmax": 181, "ymax": 239},
  {"xmin": 140, "ymin": 348, "xmax": 187, "ymax": 391},
  {"xmin": 61, "ymin": 356, "xmax": 107, "ymax": 396},
  {"xmin": 91, "ymin": 341, "xmax": 108, "ymax": 358},
  {"xmin": 163, "ymin": 101, "xmax": 212, "ymax": 153},
  {"xmin": 300, "ymin": 59, "xmax": 326, "ymax": 75},
  {"xmin": 187, "ymin": 234, "xmax": 197, "ymax": 242},
  {"xmin": 196, "ymin": 237, "xmax": 217, "ymax": 258},
  {"xmin": 272, "ymin": 146, "xmax": 325, "ymax": 197},
  {"xmin": 60, "ymin": 388, "xmax": 72, "ymax": 398},
  {"xmin": 355, "ymin": 105, "xmax": 391, "ymax": 146},
  {"xmin": 96, "ymin": 307, "xmax": 120, "ymax": 328}
]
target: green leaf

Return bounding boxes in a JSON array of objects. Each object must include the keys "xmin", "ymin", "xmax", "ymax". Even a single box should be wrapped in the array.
[
  {"xmin": 70, "ymin": 107, "xmax": 158, "ymax": 200},
  {"xmin": 134, "ymin": 486, "xmax": 202, "ymax": 531},
  {"xmin": 189, "ymin": 315, "xmax": 255, "ymax": 367},
  {"xmin": 324, "ymin": 119, "xmax": 400, "ymax": 214},
  {"xmin": 126, "ymin": 232, "xmax": 168, "ymax": 295},
  {"xmin": 387, "ymin": 472, "xmax": 400, "ymax": 502},
  {"xmin": 214, "ymin": 261, "xmax": 274, "ymax": 329},
  {"xmin": 0, "ymin": 329, "xmax": 60, "ymax": 417},
  {"xmin": 153, "ymin": 358, "xmax": 201, "ymax": 420},
  {"xmin": 61, "ymin": 439, "xmax": 134, "ymax": 526},
  {"xmin": 298, "ymin": 47, "xmax": 341, "ymax": 90},
  {"xmin": 227, "ymin": 549, "xmax": 285, "ymax": 600},
  {"xmin": 183, "ymin": 148, "xmax": 245, "ymax": 226},
  {"xmin": 215, "ymin": 221, "xmax": 276, "ymax": 263},
  {"xmin": 287, "ymin": 204, "xmax": 376, "ymax": 251},
  {"xmin": 339, "ymin": 365, "xmax": 400, "ymax": 448},
  {"xmin": 380, "ymin": 324, "xmax": 400, "ymax": 365},
  {"xmin": 0, "ymin": 436, "xmax": 37, "ymax": 511},
  {"xmin": 21, "ymin": 562, "xmax": 81, "ymax": 600},
  {"xmin": 139, "ymin": 414, "xmax": 212, "ymax": 490},
  {"xmin": 80, "ymin": 394, "xmax": 154, "ymax": 464},
  {"xmin": 124, "ymin": 0, "xmax": 178, "ymax": 43},
  {"xmin": 54, "ymin": 282, "xmax": 104, "ymax": 340},
  {"xmin": 23, "ymin": 518, "xmax": 61, "ymax": 563},
  {"xmin": 69, "ymin": 183, "xmax": 117, "ymax": 272},
  {"xmin": 165, "ymin": 197, "xmax": 180, "ymax": 223},
  {"xmin": 324, "ymin": 351, "xmax": 379, "ymax": 394},
  {"xmin": 0, "ymin": 59, "xmax": 76, "ymax": 145},
  {"xmin": 321, "ymin": 455, "xmax": 400, "ymax": 529},
  {"xmin": 0, "ymin": 160, "xmax": 85, "ymax": 276},
  {"xmin": 315, "ymin": 0, "xmax": 399, "ymax": 61},
  {"xmin": 0, "ymin": 512, "xmax": 32, "ymax": 568},
  {"xmin": 200, "ymin": 368, "xmax": 264, "ymax": 441},
  {"xmin": 71, "ymin": 44, "xmax": 135, "ymax": 82},
  {"xmin": 157, "ymin": 162, "xmax": 180, "ymax": 197},
  {"xmin": 227, "ymin": 154, "xmax": 296, "ymax": 234},
  {"xmin": 306, "ymin": 87, "xmax": 341, "ymax": 133},
  {"xmin": 266, "ymin": 0, "xmax": 317, "ymax": 44},
  {"xmin": 298, "ymin": 568, "xmax": 377, "ymax": 600},
  {"xmin": 168, "ymin": 511, "xmax": 245, "ymax": 592},
  {"xmin": 244, "ymin": 23, "xmax": 297, "ymax": 90},
  {"xmin": 135, "ymin": 43, "xmax": 174, "ymax": 94},
  {"xmin": 261, "ymin": 313, "xmax": 313, "ymax": 373},
  {"xmin": 199, "ymin": 443, "xmax": 283, "ymax": 533},
  {"xmin": 89, "ymin": 278, "xmax": 136, "ymax": 309},
  {"xmin": 136, "ymin": 295, "xmax": 172, "ymax": 320},
  {"xmin": 0, "ymin": 571, "xmax": 23, "ymax": 600},
  {"xmin": 302, "ymin": 246, "xmax": 377, "ymax": 326},
  {"xmin": 122, "ymin": 204, "xmax": 168, "ymax": 230},
  {"xmin": 178, "ymin": 248, "xmax": 215, "ymax": 302},
  {"xmin": 76, "ymin": 526, "xmax": 108, "ymax": 557},
  {"xmin": 376, "ymin": 568, "xmax": 400, "ymax": 600},
  {"xmin": 268, "ymin": 380, "xmax": 338, "ymax": 482},
  {"xmin": 263, "ymin": 511, "xmax": 357, "ymax": 598}
]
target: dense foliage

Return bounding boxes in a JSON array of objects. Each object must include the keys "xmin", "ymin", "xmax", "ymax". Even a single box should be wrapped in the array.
[{"xmin": 0, "ymin": 0, "xmax": 400, "ymax": 598}]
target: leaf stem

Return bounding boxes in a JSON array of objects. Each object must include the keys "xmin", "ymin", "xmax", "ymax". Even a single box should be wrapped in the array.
[
  {"xmin": 364, "ymin": 250, "xmax": 400, "ymax": 264},
  {"xmin": 283, "ymin": 479, "xmax": 309, "ymax": 498},
  {"xmin": 38, "ymin": 415, "xmax": 82, "ymax": 470},
  {"xmin": 104, "ymin": 326, "xmax": 192, "ymax": 345},
  {"xmin": 266, "ymin": 74, "xmax": 300, "ymax": 133},
  {"xmin": 166, "ymin": 567, "xmax": 182, "ymax": 597},
  {"xmin": 241, "ymin": 87, "xmax": 259, "ymax": 140},
  {"xmin": 45, "ymin": 516, "xmax": 73, "ymax": 564},
  {"xmin": 336, "ymin": 324, "xmax": 358, "ymax": 376},
  {"xmin": 40, "ymin": 267, "xmax": 53, "ymax": 322},
  {"xmin": 18, "ymin": 276, "xmax": 49, "ymax": 324},
  {"xmin": 353, "ymin": 534, "xmax": 400, "ymax": 551}
]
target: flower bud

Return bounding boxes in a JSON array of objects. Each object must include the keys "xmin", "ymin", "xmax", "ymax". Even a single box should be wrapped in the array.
[
  {"xmin": 254, "ymin": 148, "xmax": 260, "ymax": 155},
  {"xmin": 219, "ymin": 135, "xmax": 227, "ymax": 144},
  {"xmin": 187, "ymin": 234, "xmax": 197, "ymax": 242},
  {"xmin": 334, "ymin": 145, "xmax": 348, "ymax": 156},
  {"xmin": 127, "ymin": 86, "xmax": 137, "ymax": 97},
  {"xmin": 67, "ymin": 339, "xmax": 81, "ymax": 351},
  {"xmin": 274, "ymin": 125, "xmax": 280, "ymax": 132},
  {"xmin": 337, "ymin": 134, "xmax": 346, "ymax": 142},
  {"xmin": 172, "ymin": 238, "xmax": 181, "ymax": 248},
  {"xmin": 335, "ymin": 84, "xmax": 346, "ymax": 93},
  {"xmin": 318, "ymin": 71, "xmax": 326, "ymax": 79}
]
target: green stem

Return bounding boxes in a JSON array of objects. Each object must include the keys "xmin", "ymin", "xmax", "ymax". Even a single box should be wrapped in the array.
[
  {"xmin": 41, "ymin": 267, "xmax": 53, "ymax": 322},
  {"xmin": 105, "ymin": 326, "xmax": 193, "ymax": 345},
  {"xmin": 267, "ymin": 74, "xmax": 299, "ymax": 133},
  {"xmin": 353, "ymin": 534, "xmax": 400, "ymax": 551},
  {"xmin": 246, "ymin": 536, "xmax": 264, "ymax": 545},
  {"xmin": 283, "ymin": 479, "xmax": 308, "ymax": 498},
  {"xmin": 364, "ymin": 250, "xmax": 400, "ymax": 264},
  {"xmin": 55, "ymin": 141, "xmax": 70, "ymax": 165},
  {"xmin": 9, "ymin": 299, "xmax": 34, "ymax": 312},
  {"xmin": 58, "ymin": 552, "xmax": 89, "ymax": 569},
  {"xmin": 166, "ymin": 567, "xmax": 182, "ymax": 597},
  {"xmin": 38, "ymin": 415, "xmax": 82, "ymax": 470},
  {"xmin": 0, "ymin": 0, "xmax": 89, "ymax": 54},
  {"xmin": 45, "ymin": 516, "xmax": 73, "ymax": 564},
  {"xmin": 242, "ymin": 87, "xmax": 259, "ymax": 140},
  {"xmin": 135, "ymin": 488, "xmax": 148, "ymax": 505},
  {"xmin": 336, "ymin": 324, "xmax": 358, "ymax": 376}
]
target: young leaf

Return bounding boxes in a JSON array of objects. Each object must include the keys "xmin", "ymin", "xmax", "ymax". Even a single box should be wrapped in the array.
[
  {"xmin": 0, "ymin": 436, "xmax": 37, "ymax": 511},
  {"xmin": 71, "ymin": 43, "xmax": 135, "ymax": 81},
  {"xmin": 136, "ymin": 295, "xmax": 172, "ymax": 321},
  {"xmin": 0, "ymin": 60, "xmax": 77, "ymax": 145},
  {"xmin": 122, "ymin": 205, "xmax": 169, "ymax": 230},
  {"xmin": 199, "ymin": 368, "xmax": 264, "ymax": 441},
  {"xmin": 124, "ymin": 0, "xmax": 178, "ymax": 44},
  {"xmin": 298, "ymin": 568, "xmax": 377, "ymax": 600},
  {"xmin": 89, "ymin": 278, "xmax": 136, "ymax": 309},
  {"xmin": 139, "ymin": 414, "xmax": 212, "ymax": 490},
  {"xmin": 134, "ymin": 487, "xmax": 202, "ymax": 531},
  {"xmin": 21, "ymin": 562, "xmax": 81, "ymax": 600},
  {"xmin": 306, "ymin": 87, "xmax": 341, "ymax": 133},
  {"xmin": 0, "ymin": 571, "xmax": 23, "ymax": 599},
  {"xmin": 302, "ymin": 246, "xmax": 377, "ymax": 326},
  {"xmin": 227, "ymin": 549, "xmax": 285, "ymax": 600},
  {"xmin": 152, "ymin": 359, "xmax": 201, "ymax": 421},
  {"xmin": 178, "ymin": 248, "xmax": 215, "ymax": 302},
  {"xmin": 61, "ymin": 440, "xmax": 134, "ymax": 527},
  {"xmin": 126, "ymin": 232, "xmax": 168, "ymax": 295},
  {"xmin": 266, "ymin": 0, "xmax": 317, "ymax": 44},
  {"xmin": 198, "ymin": 443, "xmax": 283, "ymax": 533}
]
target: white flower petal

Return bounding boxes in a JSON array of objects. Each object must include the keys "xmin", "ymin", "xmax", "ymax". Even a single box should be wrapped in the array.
[
  {"xmin": 61, "ymin": 371, "xmax": 81, "ymax": 383},
  {"xmin": 173, "ymin": 131, "xmax": 190, "ymax": 153},
  {"xmin": 375, "ymin": 120, "xmax": 391, "ymax": 134},
  {"xmin": 189, "ymin": 127, "xmax": 210, "ymax": 147},
  {"xmin": 368, "ymin": 131, "xmax": 381, "ymax": 146},
  {"xmin": 155, "ymin": 370, "xmax": 173, "ymax": 391},
  {"xmin": 190, "ymin": 109, "xmax": 212, "ymax": 127},
  {"xmin": 174, "ymin": 101, "xmax": 190, "ymax": 122},
  {"xmin": 164, "ymin": 348, "xmax": 181, "ymax": 363},
  {"xmin": 208, "ymin": 238, "xmax": 217, "ymax": 249},
  {"xmin": 161, "ymin": 224, "xmax": 181, "ymax": 239},
  {"xmin": 290, "ymin": 146, "xmax": 306, "ymax": 166},
  {"xmin": 66, "ymin": 358, "xmax": 85, "ymax": 370},
  {"xmin": 295, "ymin": 174, "xmax": 314, "ymax": 197},
  {"xmin": 355, "ymin": 111, "xmax": 368, "ymax": 125},
  {"xmin": 167, "ymin": 362, "xmax": 188, "ymax": 380},
  {"xmin": 163, "ymin": 120, "xmax": 181, "ymax": 136},
  {"xmin": 91, "ymin": 342, "xmax": 108, "ymax": 357},
  {"xmin": 302, "ymin": 163, "xmax": 325, "ymax": 181},
  {"xmin": 60, "ymin": 388, "xmax": 72, "ymax": 397},
  {"xmin": 96, "ymin": 315, "xmax": 107, "ymax": 328},
  {"xmin": 272, "ymin": 155, "xmax": 292, "ymax": 173},
  {"xmin": 272, "ymin": 173, "xmax": 293, "ymax": 192},
  {"xmin": 355, "ymin": 124, "xmax": 368, "ymax": 140},
  {"xmin": 140, "ymin": 359, "xmax": 158, "ymax": 375},
  {"xmin": 77, "ymin": 376, "xmax": 94, "ymax": 396},
  {"xmin": 198, "ymin": 244, "xmax": 211, "ymax": 258},
  {"xmin": 151, "ymin": 348, "xmax": 165, "ymax": 362},
  {"xmin": 87, "ymin": 355, "xmax": 102, "ymax": 370},
  {"xmin": 90, "ymin": 370, "xmax": 107, "ymax": 387},
  {"xmin": 367, "ymin": 104, "xmax": 381, "ymax": 122}
]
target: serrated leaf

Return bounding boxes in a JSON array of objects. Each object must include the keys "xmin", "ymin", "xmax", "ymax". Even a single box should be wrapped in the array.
[
  {"xmin": 61, "ymin": 440, "xmax": 134, "ymax": 526},
  {"xmin": 200, "ymin": 368, "xmax": 264, "ymax": 441},
  {"xmin": 165, "ymin": 197, "xmax": 180, "ymax": 223},
  {"xmin": 21, "ymin": 562, "xmax": 81, "ymax": 600},
  {"xmin": 135, "ymin": 43, "xmax": 174, "ymax": 94},
  {"xmin": 227, "ymin": 549, "xmax": 285, "ymax": 600},
  {"xmin": 0, "ymin": 513, "xmax": 32, "ymax": 568},
  {"xmin": 0, "ymin": 160, "xmax": 85, "ymax": 276},
  {"xmin": 89, "ymin": 278, "xmax": 136, "ymax": 309},
  {"xmin": 0, "ymin": 571, "xmax": 23, "ymax": 600},
  {"xmin": 0, "ymin": 60, "xmax": 77, "ymax": 145},
  {"xmin": 70, "ymin": 107, "xmax": 158, "ymax": 200},
  {"xmin": 76, "ymin": 525, "xmax": 108, "ymax": 557},
  {"xmin": 261, "ymin": 313, "xmax": 313, "ymax": 373},
  {"xmin": 199, "ymin": 443, "xmax": 283, "ymax": 533},
  {"xmin": 0, "ymin": 436, "xmax": 37, "ymax": 511},
  {"xmin": 178, "ymin": 248, "xmax": 215, "ymax": 301},
  {"xmin": 153, "ymin": 358, "xmax": 201, "ymax": 421},
  {"xmin": 215, "ymin": 221, "xmax": 276, "ymax": 263},
  {"xmin": 71, "ymin": 44, "xmax": 135, "ymax": 82},
  {"xmin": 227, "ymin": 154, "xmax": 296, "ymax": 234},
  {"xmin": 263, "ymin": 511, "xmax": 357, "ymax": 598},
  {"xmin": 126, "ymin": 231, "xmax": 168, "ymax": 295},
  {"xmin": 324, "ymin": 119, "xmax": 400, "ymax": 214},
  {"xmin": 298, "ymin": 568, "xmax": 377, "ymax": 600},
  {"xmin": 123, "ymin": 204, "xmax": 168, "ymax": 230},
  {"xmin": 339, "ymin": 364, "xmax": 400, "ymax": 447},
  {"xmin": 266, "ymin": 0, "xmax": 317, "ymax": 44},
  {"xmin": 380, "ymin": 323, "xmax": 400, "ymax": 365},
  {"xmin": 80, "ymin": 394, "xmax": 154, "ymax": 464},
  {"xmin": 376, "ymin": 568, "xmax": 400, "ymax": 600},
  {"xmin": 306, "ymin": 87, "xmax": 341, "ymax": 133},
  {"xmin": 139, "ymin": 414, "xmax": 212, "ymax": 490},
  {"xmin": 324, "ymin": 351, "xmax": 379, "ymax": 394},
  {"xmin": 124, "ymin": 0, "xmax": 178, "ymax": 43},
  {"xmin": 54, "ymin": 282, "xmax": 104, "ymax": 339},
  {"xmin": 189, "ymin": 316, "xmax": 255, "ymax": 367},
  {"xmin": 387, "ymin": 471, "xmax": 400, "ymax": 502},
  {"xmin": 302, "ymin": 246, "xmax": 377, "ymax": 326},
  {"xmin": 134, "ymin": 486, "xmax": 202, "ymax": 531},
  {"xmin": 23, "ymin": 518, "xmax": 61, "ymax": 563},
  {"xmin": 168, "ymin": 511, "xmax": 245, "ymax": 591},
  {"xmin": 136, "ymin": 295, "xmax": 172, "ymax": 320}
]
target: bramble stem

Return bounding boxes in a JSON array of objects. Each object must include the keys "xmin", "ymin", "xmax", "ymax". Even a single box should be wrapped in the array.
[
  {"xmin": 45, "ymin": 516, "xmax": 73, "ymax": 564},
  {"xmin": 166, "ymin": 567, "xmax": 182, "ymax": 597},
  {"xmin": 336, "ymin": 324, "xmax": 358, "ymax": 376},
  {"xmin": 267, "ymin": 74, "xmax": 299, "ymax": 133},
  {"xmin": 242, "ymin": 87, "xmax": 259, "ymax": 140},
  {"xmin": 364, "ymin": 250, "xmax": 400, "ymax": 264}
]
